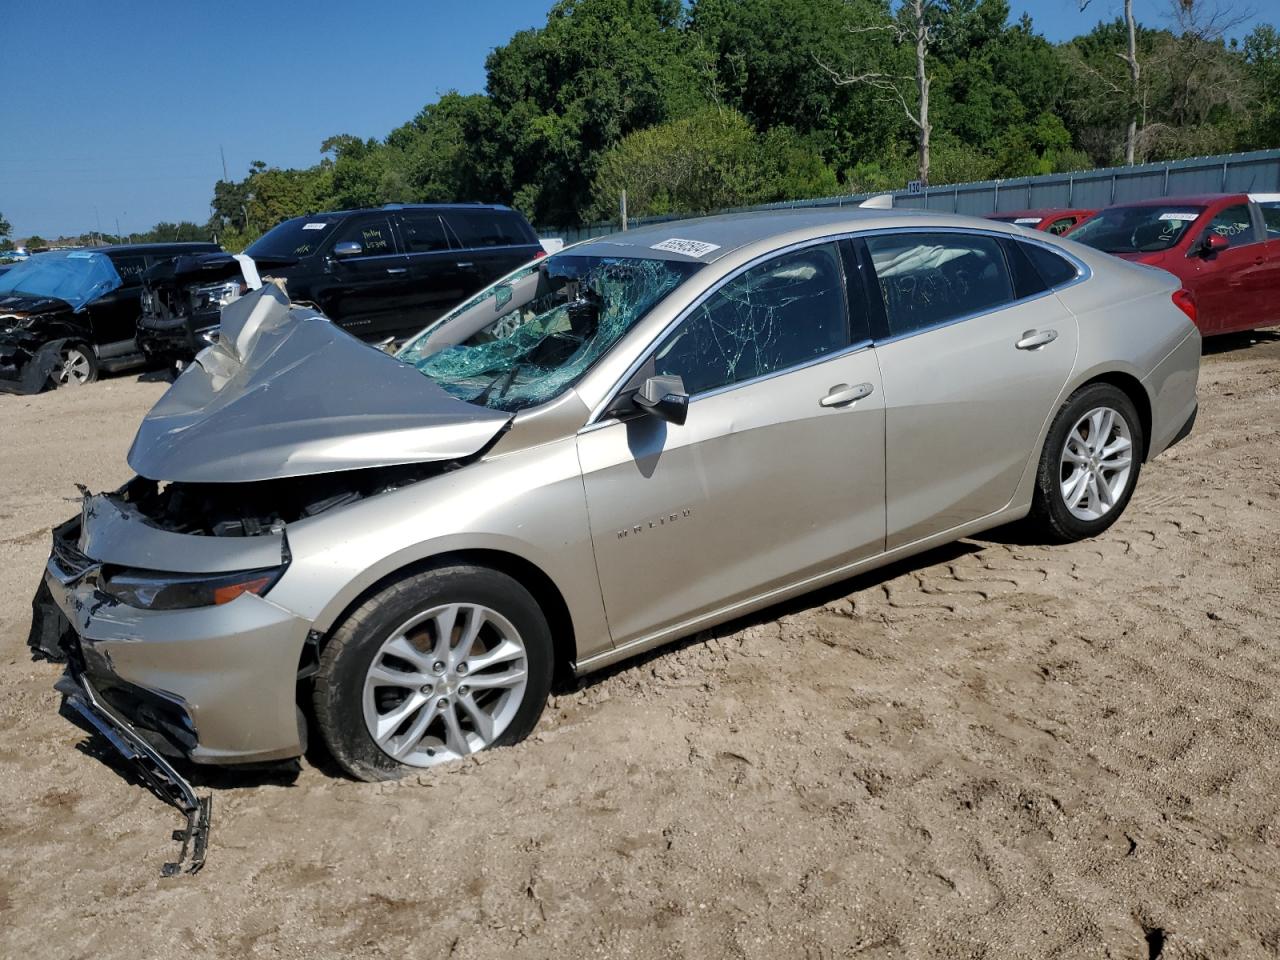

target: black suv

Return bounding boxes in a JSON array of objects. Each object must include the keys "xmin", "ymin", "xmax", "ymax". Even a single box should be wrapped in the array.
[
  {"xmin": 0, "ymin": 242, "xmax": 221, "ymax": 393},
  {"xmin": 136, "ymin": 204, "xmax": 544, "ymax": 364}
]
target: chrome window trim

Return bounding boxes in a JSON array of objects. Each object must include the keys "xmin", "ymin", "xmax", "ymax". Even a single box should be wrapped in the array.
[{"xmin": 586, "ymin": 226, "xmax": 1091, "ymax": 425}]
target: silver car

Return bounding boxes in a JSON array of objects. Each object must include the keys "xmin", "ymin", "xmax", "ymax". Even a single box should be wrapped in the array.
[{"xmin": 32, "ymin": 209, "xmax": 1200, "ymax": 787}]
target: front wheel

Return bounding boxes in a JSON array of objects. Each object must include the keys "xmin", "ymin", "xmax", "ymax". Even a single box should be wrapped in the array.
[
  {"xmin": 55, "ymin": 342, "xmax": 99, "ymax": 387},
  {"xmin": 313, "ymin": 565, "xmax": 553, "ymax": 782},
  {"xmin": 1028, "ymin": 383, "xmax": 1143, "ymax": 542}
]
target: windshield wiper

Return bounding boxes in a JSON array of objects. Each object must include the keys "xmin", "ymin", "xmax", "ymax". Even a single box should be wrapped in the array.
[{"xmin": 473, "ymin": 363, "xmax": 524, "ymax": 407}]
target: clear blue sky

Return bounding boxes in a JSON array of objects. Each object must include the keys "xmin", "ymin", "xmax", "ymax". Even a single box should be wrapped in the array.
[{"xmin": 0, "ymin": 0, "xmax": 1267, "ymax": 238}]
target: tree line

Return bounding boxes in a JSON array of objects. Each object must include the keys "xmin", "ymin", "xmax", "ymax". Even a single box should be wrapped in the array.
[{"xmin": 7, "ymin": 0, "xmax": 1280, "ymax": 251}]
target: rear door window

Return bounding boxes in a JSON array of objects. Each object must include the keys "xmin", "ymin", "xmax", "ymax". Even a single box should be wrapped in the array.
[
  {"xmin": 332, "ymin": 216, "xmax": 396, "ymax": 256},
  {"xmin": 400, "ymin": 212, "xmax": 451, "ymax": 253},
  {"xmin": 447, "ymin": 210, "xmax": 532, "ymax": 248},
  {"xmin": 865, "ymin": 233, "xmax": 1015, "ymax": 338},
  {"xmin": 1203, "ymin": 205, "xmax": 1257, "ymax": 248},
  {"xmin": 1256, "ymin": 201, "xmax": 1280, "ymax": 240}
]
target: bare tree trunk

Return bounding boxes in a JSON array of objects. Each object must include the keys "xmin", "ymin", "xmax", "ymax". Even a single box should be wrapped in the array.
[
  {"xmin": 1123, "ymin": 0, "xmax": 1140, "ymax": 164},
  {"xmin": 914, "ymin": 0, "xmax": 931, "ymax": 184},
  {"xmin": 815, "ymin": 1, "xmax": 934, "ymax": 186}
]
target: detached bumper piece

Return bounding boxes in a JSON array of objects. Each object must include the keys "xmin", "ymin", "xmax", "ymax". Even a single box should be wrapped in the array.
[{"xmin": 56, "ymin": 671, "xmax": 212, "ymax": 876}]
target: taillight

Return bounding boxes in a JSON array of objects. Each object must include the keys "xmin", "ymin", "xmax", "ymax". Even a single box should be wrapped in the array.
[
  {"xmin": 533, "ymin": 249, "xmax": 547, "ymax": 259},
  {"xmin": 1172, "ymin": 288, "xmax": 1197, "ymax": 324}
]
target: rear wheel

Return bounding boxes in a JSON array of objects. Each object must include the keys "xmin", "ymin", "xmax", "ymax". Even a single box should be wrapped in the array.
[
  {"xmin": 1029, "ymin": 383, "xmax": 1143, "ymax": 542},
  {"xmin": 313, "ymin": 565, "xmax": 553, "ymax": 782},
  {"xmin": 55, "ymin": 342, "xmax": 98, "ymax": 387}
]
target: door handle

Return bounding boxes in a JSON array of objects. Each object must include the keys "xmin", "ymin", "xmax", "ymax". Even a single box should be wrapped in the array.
[
  {"xmin": 820, "ymin": 382, "xmax": 874, "ymax": 407},
  {"xmin": 1016, "ymin": 329, "xmax": 1058, "ymax": 350},
  {"xmin": 456, "ymin": 261, "xmax": 475, "ymax": 269},
  {"xmin": 386, "ymin": 267, "xmax": 408, "ymax": 275}
]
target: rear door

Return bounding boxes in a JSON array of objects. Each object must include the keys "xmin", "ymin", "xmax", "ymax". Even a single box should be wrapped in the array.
[
  {"xmin": 315, "ymin": 215, "xmax": 414, "ymax": 338},
  {"xmin": 862, "ymin": 230, "xmax": 1078, "ymax": 549},
  {"xmin": 1252, "ymin": 197, "xmax": 1280, "ymax": 329},
  {"xmin": 1185, "ymin": 202, "xmax": 1267, "ymax": 335},
  {"xmin": 395, "ymin": 210, "xmax": 466, "ymax": 335},
  {"xmin": 444, "ymin": 209, "xmax": 542, "ymax": 298}
]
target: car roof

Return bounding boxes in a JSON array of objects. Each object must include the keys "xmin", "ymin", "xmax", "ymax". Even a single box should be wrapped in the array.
[
  {"xmin": 293, "ymin": 203, "xmax": 521, "ymax": 219},
  {"xmin": 570, "ymin": 207, "xmax": 995, "ymax": 263},
  {"xmin": 986, "ymin": 208, "xmax": 1095, "ymax": 219},
  {"xmin": 1105, "ymin": 194, "xmax": 1244, "ymax": 208},
  {"xmin": 87, "ymin": 242, "xmax": 221, "ymax": 255}
]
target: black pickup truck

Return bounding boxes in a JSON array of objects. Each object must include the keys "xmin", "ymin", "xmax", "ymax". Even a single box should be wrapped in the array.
[{"xmin": 137, "ymin": 203, "xmax": 545, "ymax": 365}]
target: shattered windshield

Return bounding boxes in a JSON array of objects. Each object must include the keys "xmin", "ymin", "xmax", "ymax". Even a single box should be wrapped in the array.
[
  {"xmin": 397, "ymin": 254, "xmax": 701, "ymax": 412},
  {"xmin": 245, "ymin": 215, "xmax": 343, "ymax": 260},
  {"xmin": 1070, "ymin": 205, "xmax": 1205, "ymax": 253},
  {"xmin": 0, "ymin": 250, "xmax": 122, "ymax": 312}
]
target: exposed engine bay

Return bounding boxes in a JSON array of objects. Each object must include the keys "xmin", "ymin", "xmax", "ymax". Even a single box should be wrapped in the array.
[{"xmin": 119, "ymin": 460, "xmax": 456, "ymax": 538}]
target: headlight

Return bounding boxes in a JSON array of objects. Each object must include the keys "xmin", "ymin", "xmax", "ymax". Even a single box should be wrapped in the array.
[
  {"xmin": 190, "ymin": 280, "xmax": 246, "ymax": 311},
  {"xmin": 99, "ymin": 565, "xmax": 285, "ymax": 610}
]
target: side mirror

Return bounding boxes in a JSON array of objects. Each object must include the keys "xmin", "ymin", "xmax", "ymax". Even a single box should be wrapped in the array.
[
  {"xmin": 332, "ymin": 241, "xmax": 363, "ymax": 259},
  {"xmin": 633, "ymin": 374, "xmax": 689, "ymax": 426},
  {"xmin": 1200, "ymin": 233, "xmax": 1228, "ymax": 257}
]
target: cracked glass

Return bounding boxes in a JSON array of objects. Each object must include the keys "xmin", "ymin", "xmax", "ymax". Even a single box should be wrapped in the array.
[
  {"xmin": 651, "ymin": 242, "xmax": 850, "ymax": 395},
  {"xmin": 397, "ymin": 254, "xmax": 700, "ymax": 412}
]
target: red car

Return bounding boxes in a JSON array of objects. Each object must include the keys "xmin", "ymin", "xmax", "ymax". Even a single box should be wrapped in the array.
[
  {"xmin": 985, "ymin": 208, "xmax": 1097, "ymax": 235},
  {"xmin": 1069, "ymin": 193, "xmax": 1280, "ymax": 336}
]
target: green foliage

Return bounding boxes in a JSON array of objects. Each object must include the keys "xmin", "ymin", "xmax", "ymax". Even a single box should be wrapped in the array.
[
  {"xmin": 0, "ymin": 211, "xmax": 10, "ymax": 242},
  {"xmin": 588, "ymin": 107, "xmax": 838, "ymax": 219}
]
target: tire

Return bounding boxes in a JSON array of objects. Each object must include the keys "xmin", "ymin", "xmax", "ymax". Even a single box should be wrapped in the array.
[
  {"xmin": 1028, "ymin": 382, "xmax": 1144, "ymax": 543},
  {"xmin": 313, "ymin": 564, "xmax": 553, "ymax": 782},
  {"xmin": 55, "ymin": 342, "xmax": 99, "ymax": 387}
]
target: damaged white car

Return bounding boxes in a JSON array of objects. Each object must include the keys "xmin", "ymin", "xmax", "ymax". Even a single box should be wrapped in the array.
[{"xmin": 30, "ymin": 210, "xmax": 1199, "ymax": 870}]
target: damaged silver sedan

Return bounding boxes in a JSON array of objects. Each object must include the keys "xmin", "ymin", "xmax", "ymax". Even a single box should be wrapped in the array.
[{"xmin": 31, "ymin": 210, "xmax": 1200, "ymax": 831}]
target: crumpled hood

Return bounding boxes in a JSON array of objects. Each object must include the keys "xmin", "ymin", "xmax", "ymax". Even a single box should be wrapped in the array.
[
  {"xmin": 0, "ymin": 292, "xmax": 73, "ymax": 321},
  {"xmin": 127, "ymin": 284, "xmax": 511, "ymax": 483}
]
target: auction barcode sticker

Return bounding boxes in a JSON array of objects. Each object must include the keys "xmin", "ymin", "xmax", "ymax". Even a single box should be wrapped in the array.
[
  {"xmin": 302, "ymin": 222, "xmax": 329, "ymax": 230},
  {"xmin": 650, "ymin": 238, "xmax": 721, "ymax": 258},
  {"xmin": 1159, "ymin": 212, "xmax": 1198, "ymax": 221},
  {"xmin": 1015, "ymin": 217, "xmax": 1043, "ymax": 224}
]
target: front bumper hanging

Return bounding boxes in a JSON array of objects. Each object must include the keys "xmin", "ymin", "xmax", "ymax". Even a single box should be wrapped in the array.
[{"xmin": 56, "ymin": 671, "xmax": 211, "ymax": 875}]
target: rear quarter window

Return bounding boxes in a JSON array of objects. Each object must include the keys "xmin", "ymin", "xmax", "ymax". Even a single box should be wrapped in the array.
[{"xmin": 1021, "ymin": 243, "xmax": 1080, "ymax": 288}]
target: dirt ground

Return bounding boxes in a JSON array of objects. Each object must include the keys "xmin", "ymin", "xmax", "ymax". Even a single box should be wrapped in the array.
[{"xmin": 1, "ymin": 334, "xmax": 1279, "ymax": 960}]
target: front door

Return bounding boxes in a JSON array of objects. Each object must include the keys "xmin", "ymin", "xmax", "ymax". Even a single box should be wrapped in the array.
[
  {"xmin": 1186, "ymin": 203, "xmax": 1267, "ymax": 335},
  {"xmin": 861, "ymin": 231, "xmax": 1078, "ymax": 549},
  {"xmin": 577, "ymin": 241, "xmax": 886, "ymax": 647},
  {"xmin": 317, "ymin": 216, "xmax": 414, "ymax": 338}
]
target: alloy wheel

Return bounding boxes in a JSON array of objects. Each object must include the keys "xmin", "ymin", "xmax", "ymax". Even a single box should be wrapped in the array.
[
  {"xmin": 362, "ymin": 602, "xmax": 529, "ymax": 767},
  {"xmin": 1059, "ymin": 405, "xmax": 1134, "ymax": 522},
  {"xmin": 57, "ymin": 346, "xmax": 93, "ymax": 385}
]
